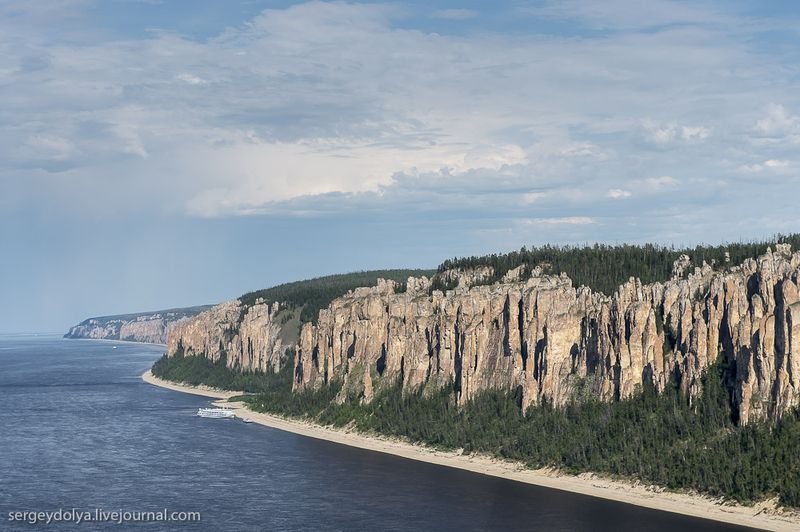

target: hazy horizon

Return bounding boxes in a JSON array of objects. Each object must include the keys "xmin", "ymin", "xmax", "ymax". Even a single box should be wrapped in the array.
[{"xmin": 4, "ymin": 0, "xmax": 800, "ymax": 333}]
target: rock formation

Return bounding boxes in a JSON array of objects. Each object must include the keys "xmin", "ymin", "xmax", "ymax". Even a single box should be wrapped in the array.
[
  {"xmin": 294, "ymin": 246, "xmax": 800, "ymax": 424},
  {"xmin": 165, "ymin": 299, "xmax": 289, "ymax": 374},
  {"xmin": 64, "ymin": 306, "xmax": 212, "ymax": 344}
]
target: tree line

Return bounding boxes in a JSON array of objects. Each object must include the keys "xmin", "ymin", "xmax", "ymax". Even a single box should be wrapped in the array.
[{"xmin": 436, "ymin": 234, "xmax": 800, "ymax": 295}]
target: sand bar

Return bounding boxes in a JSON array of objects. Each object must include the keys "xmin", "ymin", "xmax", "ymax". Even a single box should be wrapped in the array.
[{"xmin": 142, "ymin": 370, "xmax": 799, "ymax": 531}]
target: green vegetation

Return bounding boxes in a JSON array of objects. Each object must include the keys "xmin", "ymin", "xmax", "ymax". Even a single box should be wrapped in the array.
[
  {"xmin": 239, "ymin": 269, "xmax": 434, "ymax": 323},
  {"xmin": 151, "ymin": 350, "xmax": 342, "ymax": 416},
  {"xmin": 436, "ymin": 234, "xmax": 800, "ymax": 295},
  {"xmin": 151, "ymin": 349, "xmax": 289, "ymax": 393},
  {"xmin": 152, "ymin": 353, "xmax": 800, "ymax": 507}
]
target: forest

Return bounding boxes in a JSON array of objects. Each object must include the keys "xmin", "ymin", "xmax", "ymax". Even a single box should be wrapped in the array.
[
  {"xmin": 233, "ymin": 235, "xmax": 800, "ymax": 326},
  {"xmin": 152, "ymin": 352, "xmax": 800, "ymax": 508},
  {"xmin": 435, "ymin": 234, "xmax": 800, "ymax": 295}
]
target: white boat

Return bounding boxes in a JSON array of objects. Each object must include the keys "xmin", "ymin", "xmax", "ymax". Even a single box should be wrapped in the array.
[{"xmin": 196, "ymin": 407, "xmax": 235, "ymax": 419}]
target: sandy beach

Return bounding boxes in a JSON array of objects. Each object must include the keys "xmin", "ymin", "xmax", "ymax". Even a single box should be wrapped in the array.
[{"xmin": 142, "ymin": 370, "xmax": 799, "ymax": 531}]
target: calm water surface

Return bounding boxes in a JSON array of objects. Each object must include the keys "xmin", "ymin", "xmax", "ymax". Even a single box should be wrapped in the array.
[{"xmin": 0, "ymin": 336, "xmax": 752, "ymax": 531}]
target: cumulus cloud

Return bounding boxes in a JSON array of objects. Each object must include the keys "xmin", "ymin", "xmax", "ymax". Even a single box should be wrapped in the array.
[
  {"xmin": 176, "ymin": 73, "xmax": 208, "ymax": 86},
  {"xmin": 765, "ymin": 159, "xmax": 789, "ymax": 168},
  {"xmin": 755, "ymin": 104, "xmax": 799, "ymax": 137},
  {"xmin": 639, "ymin": 120, "xmax": 711, "ymax": 147},
  {"xmin": 752, "ymin": 104, "xmax": 800, "ymax": 148},
  {"xmin": 607, "ymin": 188, "xmax": 632, "ymax": 199},
  {"xmin": 739, "ymin": 159, "xmax": 790, "ymax": 173},
  {"xmin": 522, "ymin": 192, "xmax": 547, "ymax": 204}
]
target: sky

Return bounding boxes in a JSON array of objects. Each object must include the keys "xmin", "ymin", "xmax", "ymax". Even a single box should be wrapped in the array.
[{"xmin": 3, "ymin": 0, "xmax": 800, "ymax": 333}]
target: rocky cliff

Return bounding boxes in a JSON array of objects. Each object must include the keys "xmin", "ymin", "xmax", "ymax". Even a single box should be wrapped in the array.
[
  {"xmin": 165, "ymin": 299, "xmax": 290, "ymax": 374},
  {"xmin": 294, "ymin": 245, "xmax": 800, "ymax": 423},
  {"xmin": 65, "ymin": 306, "xmax": 212, "ymax": 344}
]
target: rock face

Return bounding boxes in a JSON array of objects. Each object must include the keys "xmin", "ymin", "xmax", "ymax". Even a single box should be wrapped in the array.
[
  {"xmin": 65, "ymin": 306, "xmax": 212, "ymax": 344},
  {"xmin": 295, "ymin": 247, "xmax": 800, "ymax": 423},
  {"xmin": 166, "ymin": 299, "xmax": 288, "ymax": 374}
]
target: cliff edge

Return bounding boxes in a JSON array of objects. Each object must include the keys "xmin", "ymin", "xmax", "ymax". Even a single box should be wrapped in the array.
[
  {"xmin": 65, "ymin": 305, "xmax": 212, "ymax": 344},
  {"xmin": 293, "ymin": 245, "xmax": 800, "ymax": 424}
]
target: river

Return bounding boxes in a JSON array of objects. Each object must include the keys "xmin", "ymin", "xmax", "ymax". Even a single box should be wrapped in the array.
[{"xmin": 0, "ymin": 336, "xmax": 750, "ymax": 531}]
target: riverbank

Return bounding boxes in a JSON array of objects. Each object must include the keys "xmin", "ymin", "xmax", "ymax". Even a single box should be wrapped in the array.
[
  {"xmin": 142, "ymin": 370, "xmax": 799, "ymax": 531},
  {"xmin": 110, "ymin": 338, "xmax": 167, "ymax": 347},
  {"xmin": 64, "ymin": 337, "xmax": 167, "ymax": 347}
]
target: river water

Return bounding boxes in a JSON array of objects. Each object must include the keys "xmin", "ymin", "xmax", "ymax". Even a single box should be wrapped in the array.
[{"xmin": 0, "ymin": 336, "xmax": 751, "ymax": 531}]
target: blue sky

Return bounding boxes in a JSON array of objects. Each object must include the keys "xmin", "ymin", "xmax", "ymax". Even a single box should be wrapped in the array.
[{"xmin": 3, "ymin": 0, "xmax": 800, "ymax": 333}]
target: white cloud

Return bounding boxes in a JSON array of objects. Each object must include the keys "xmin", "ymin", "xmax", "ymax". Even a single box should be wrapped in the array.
[
  {"xmin": 764, "ymin": 159, "xmax": 789, "ymax": 168},
  {"xmin": 607, "ymin": 188, "xmax": 632, "ymax": 199},
  {"xmin": 738, "ymin": 159, "xmax": 790, "ymax": 173},
  {"xmin": 182, "ymin": 139, "xmax": 473, "ymax": 216},
  {"xmin": 738, "ymin": 163, "xmax": 761, "ymax": 173},
  {"xmin": 176, "ymin": 73, "xmax": 208, "ymax": 86},
  {"xmin": 522, "ymin": 192, "xmax": 547, "ymax": 204},
  {"xmin": 755, "ymin": 104, "xmax": 799, "ymax": 137},
  {"xmin": 680, "ymin": 126, "xmax": 711, "ymax": 142},
  {"xmin": 639, "ymin": 120, "xmax": 711, "ymax": 147}
]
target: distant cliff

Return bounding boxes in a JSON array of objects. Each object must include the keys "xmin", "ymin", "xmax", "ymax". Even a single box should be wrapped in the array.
[{"xmin": 65, "ymin": 306, "xmax": 212, "ymax": 344}]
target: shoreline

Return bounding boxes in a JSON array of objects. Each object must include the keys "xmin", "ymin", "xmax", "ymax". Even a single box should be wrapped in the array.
[
  {"xmin": 65, "ymin": 337, "xmax": 167, "ymax": 348},
  {"xmin": 142, "ymin": 370, "xmax": 799, "ymax": 531}
]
